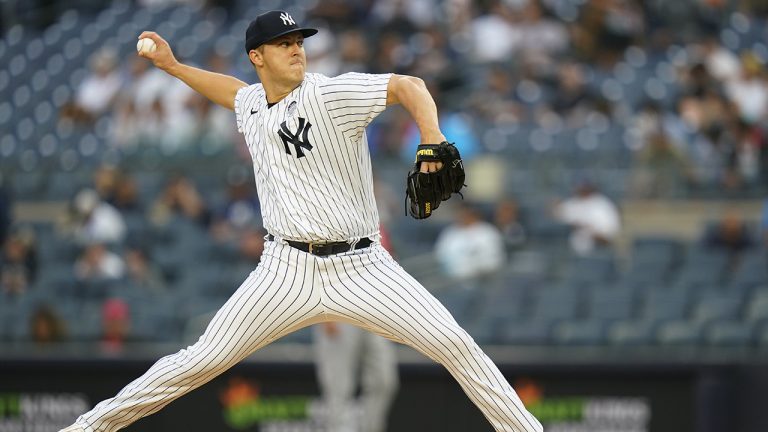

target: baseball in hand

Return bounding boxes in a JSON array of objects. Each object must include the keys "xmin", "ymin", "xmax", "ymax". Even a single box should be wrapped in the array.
[{"xmin": 136, "ymin": 38, "xmax": 157, "ymax": 54}]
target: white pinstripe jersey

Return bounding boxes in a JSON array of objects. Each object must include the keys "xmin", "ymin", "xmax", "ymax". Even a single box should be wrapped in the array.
[{"xmin": 234, "ymin": 72, "xmax": 391, "ymax": 242}]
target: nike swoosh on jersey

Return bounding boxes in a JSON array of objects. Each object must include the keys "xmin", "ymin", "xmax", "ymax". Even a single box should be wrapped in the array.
[{"xmin": 250, "ymin": 108, "xmax": 258, "ymax": 114}]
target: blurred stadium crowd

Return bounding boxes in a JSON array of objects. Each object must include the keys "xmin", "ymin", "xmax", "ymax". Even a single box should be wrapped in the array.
[{"xmin": 0, "ymin": 0, "xmax": 768, "ymax": 351}]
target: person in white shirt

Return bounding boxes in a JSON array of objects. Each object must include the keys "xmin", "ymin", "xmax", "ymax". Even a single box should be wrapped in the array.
[
  {"xmin": 553, "ymin": 180, "xmax": 621, "ymax": 255},
  {"xmin": 435, "ymin": 203, "xmax": 506, "ymax": 280},
  {"xmin": 70, "ymin": 188, "xmax": 127, "ymax": 246}
]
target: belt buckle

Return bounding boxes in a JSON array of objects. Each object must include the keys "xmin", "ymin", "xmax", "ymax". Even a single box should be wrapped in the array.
[{"xmin": 308, "ymin": 242, "xmax": 315, "ymax": 255}]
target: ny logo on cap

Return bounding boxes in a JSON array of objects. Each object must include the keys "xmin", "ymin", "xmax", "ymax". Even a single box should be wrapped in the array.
[{"xmin": 280, "ymin": 12, "xmax": 295, "ymax": 26}]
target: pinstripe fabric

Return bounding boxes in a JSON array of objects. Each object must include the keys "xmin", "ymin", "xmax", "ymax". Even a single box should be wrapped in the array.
[
  {"xmin": 233, "ymin": 72, "xmax": 389, "ymax": 243},
  {"xmin": 66, "ymin": 71, "xmax": 541, "ymax": 432},
  {"xmin": 71, "ymin": 243, "xmax": 542, "ymax": 432}
]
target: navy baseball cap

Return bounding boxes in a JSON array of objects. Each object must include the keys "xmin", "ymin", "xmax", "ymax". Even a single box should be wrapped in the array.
[{"xmin": 244, "ymin": 10, "xmax": 318, "ymax": 53}]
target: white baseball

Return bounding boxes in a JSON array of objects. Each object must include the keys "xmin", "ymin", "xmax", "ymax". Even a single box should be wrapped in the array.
[{"xmin": 136, "ymin": 38, "xmax": 157, "ymax": 54}]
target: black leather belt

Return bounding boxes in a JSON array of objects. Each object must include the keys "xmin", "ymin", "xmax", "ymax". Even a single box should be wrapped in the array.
[{"xmin": 267, "ymin": 234, "xmax": 372, "ymax": 257}]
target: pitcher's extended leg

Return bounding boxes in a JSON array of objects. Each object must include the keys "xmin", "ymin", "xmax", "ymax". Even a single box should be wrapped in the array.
[
  {"xmin": 323, "ymin": 245, "xmax": 543, "ymax": 432},
  {"xmin": 67, "ymin": 243, "xmax": 322, "ymax": 432}
]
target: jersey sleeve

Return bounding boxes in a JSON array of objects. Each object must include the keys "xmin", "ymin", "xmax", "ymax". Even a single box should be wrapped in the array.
[
  {"xmin": 318, "ymin": 72, "xmax": 392, "ymax": 141},
  {"xmin": 233, "ymin": 84, "xmax": 259, "ymax": 133}
]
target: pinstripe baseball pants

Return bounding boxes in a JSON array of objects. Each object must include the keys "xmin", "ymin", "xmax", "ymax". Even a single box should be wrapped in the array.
[{"xmin": 68, "ymin": 240, "xmax": 543, "ymax": 432}]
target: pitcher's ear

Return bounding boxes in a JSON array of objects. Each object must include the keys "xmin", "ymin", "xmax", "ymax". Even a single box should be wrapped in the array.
[{"xmin": 248, "ymin": 49, "xmax": 263, "ymax": 67}]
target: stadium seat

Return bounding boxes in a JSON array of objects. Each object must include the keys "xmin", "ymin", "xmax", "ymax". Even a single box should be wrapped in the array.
[
  {"xmin": 640, "ymin": 290, "xmax": 690, "ymax": 323},
  {"xmin": 758, "ymin": 326, "xmax": 768, "ymax": 348},
  {"xmin": 607, "ymin": 320, "xmax": 656, "ymax": 346},
  {"xmin": 729, "ymin": 250, "xmax": 768, "ymax": 290},
  {"xmin": 745, "ymin": 292, "xmax": 768, "ymax": 328},
  {"xmin": 587, "ymin": 289, "xmax": 636, "ymax": 322},
  {"xmin": 656, "ymin": 321, "xmax": 703, "ymax": 345},
  {"xmin": 705, "ymin": 321, "xmax": 754, "ymax": 347},
  {"xmin": 559, "ymin": 251, "xmax": 617, "ymax": 289},
  {"xmin": 690, "ymin": 292, "xmax": 744, "ymax": 325},
  {"xmin": 672, "ymin": 247, "xmax": 730, "ymax": 290},
  {"xmin": 529, "ymin": 287, "xmax": 581, "ymax": 323},
  {"xmin": 496, "ymin": 320, "xmax": 551, "ymax": 345},
  {"xmin": 552, "ymin": 320, "xmax": 606, "ymax": 345}
]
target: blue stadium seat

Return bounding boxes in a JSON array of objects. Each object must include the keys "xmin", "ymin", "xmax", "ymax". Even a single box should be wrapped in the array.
[
  {"xmin": 656, "ymin": 321, "xmax": 703, "ymax": 345},
  {"xmin": 729, "ymin": 250, "xmax": 768, "ymax": 290},
  {"xmin": 560, "ymin": 251, "xmax": 617, "ymax": 289},
  {"xmin": 587, "ymin": 289, "xmax": 636, "ymax": 322},
  {"xmin": 745, "ymin": 292, "xmax": 768, "ymax": 328},
  {"xmin": 640, "ymin": 290, "xmax": 690, "ymax": 323},
  {"xmin": 529, "ymin": 287, "xmax": 581, "ymax": 323},
  {"xmin": 690, "ymin": 292, "xmax": 743, "ymax": 325},
  {"xmin": 672, "ymin": 248, "xmax": 730, "ymax": 290},
  {"xmin": 759, "ymin": 326, "xmax": 768, "ymax": 348},
  {"xmin": 607, "ymin": 320, "xmax": 656, "ymax": 346},
  {"xmin": 705, "ymin": 321, "xmax": 754, "ymax": 347},
  {"xmin": 625, "ymin": 235, "xmax": 683, "ymax": 288},
  {"xmin": 496, "ymin": 320, "xmax": 551, "ymax": 345},
  {"xmin": 552, "ymin": 320, "xmax": 606, "ymax": 345}
]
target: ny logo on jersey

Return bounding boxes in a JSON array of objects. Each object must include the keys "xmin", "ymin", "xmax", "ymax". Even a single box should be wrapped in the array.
[
  {"xmin": 278, "ymin": 117, "xmax": 313, "ymax": 158},
  {"xmin": 279, "ymin": 13, "xmax": 295, "ymax": 26}
]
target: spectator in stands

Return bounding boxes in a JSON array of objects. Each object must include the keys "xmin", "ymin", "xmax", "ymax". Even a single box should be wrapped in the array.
[
  {"xmin": 721, "ymin": 119, "xmax": 765, "ymax": 190},
  {"xmin": 553, "ymin": 179, "xmax": 621, "ymax": 255},
  {"xmin": 515, "ymin": 0, "xmax": 569, "ymax": 68},
  {"xmin": 124, "ymin": 245, "xmax": 167, "ymax": 294},
  {"xmin": 74, "ymin": 242, "xmax": 125, "ymax": 282},
  {"xmin": 29, "ymin": 304, "xmax": 67, "ymax": 344},
  {"xmin": 65, "ymin": 188, "xmax": 127, "ymax": 246},
  {"xmin": 149, "ymin": 175, "xmax": 211, "ymax": 229},
  {"xmin": 101, "ymin": 298, "xmax": 131, "ymax": 352},
  {"xmin": 494, "ymin": 198, "xmax": 526, "ymax": 252},
  {"xmin": 700, "ymin": 36, "xmax": 741, "ymax": 83},
  {"xmin": 570, "ymin": 0, "xmax": 644, "ymax": 68},
  {"xmin": 468, "ymin": 64, "xmax": 522, "ymax": 125},
  {"xmin": 92, "ymin": 164, "xmax": 121, "ymax": 204},
  {"xmin": 630, "ymin": 132, "xmax": 693, "ymax": 199},
  {"xmin": 469, "ymin": 1, "xmax": 519, "ymax": 64},
  {"xmin": 60, "ymin": 48, "xmax": 122, "ymax": 125},
  {"xmin": 0, "ymin": 226, "xmax": 38, "ymax": 297},
  {"xmin": 725, "ymin": 52, "xmax": 768, "ymax": 125},
  {"xmin": 111, "ymin": 174, "xmax": 144, "ymax": 215},
  {"xmin": 680, "ymin": 62, "xmax": 722, "ymax": 99},
  {"xmin": 548, "ymin": 61, "xmax": 603, "ymax": 125},
  {"xmin": 703, "ymin": 212, "xmax": 757, "ymax": 255},
  {"xmin": 435, "ymin": 202, "xmax": 506, "ymax": 281}
]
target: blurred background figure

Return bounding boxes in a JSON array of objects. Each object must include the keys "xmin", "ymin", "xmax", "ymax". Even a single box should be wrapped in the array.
[
  {"xmin": 313, "ymin": 321, "xmax": 399, "ymax": 432},
  {"xmin": 101, "ymin": 298, "xmax": 131, "ymax": 353},
  {"xmin": 149, "ymin": 175, "xmax": 211, "ymax": 229},
  {"xmin": 123, "ymin": 244, "xmax": 167, "ymax": 294},
  {"xmin": 29, "ymin": 304, "xmax": 67, "ymax": 345},
  {"xmin": 0, "ymin": 226, "xmax": 38, "ymax": 295},
  {"xmin": 494, "ymin": 198, "xmax": 527, "ymax": 253},
  {"xmin": 553, "ymin": 179, "xmax": 621, "ymax": 255},
  {"xmin": 63, "ymin": 188, "xmax": 127, "ymax": 246},
  {"xmin": 435, "ymin": 202, "xmax": 506, "ymax": 281},
  {"xmin": 74, "ymin": 242, "xmax": 125, "ymax": 282},
  {"xmin": 59, "ymin": 47, "xmax": 121, "ymax": 126},
  {"xmin": 702, "ymin": 211, "xmax": 757, "ymax": 256}
]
